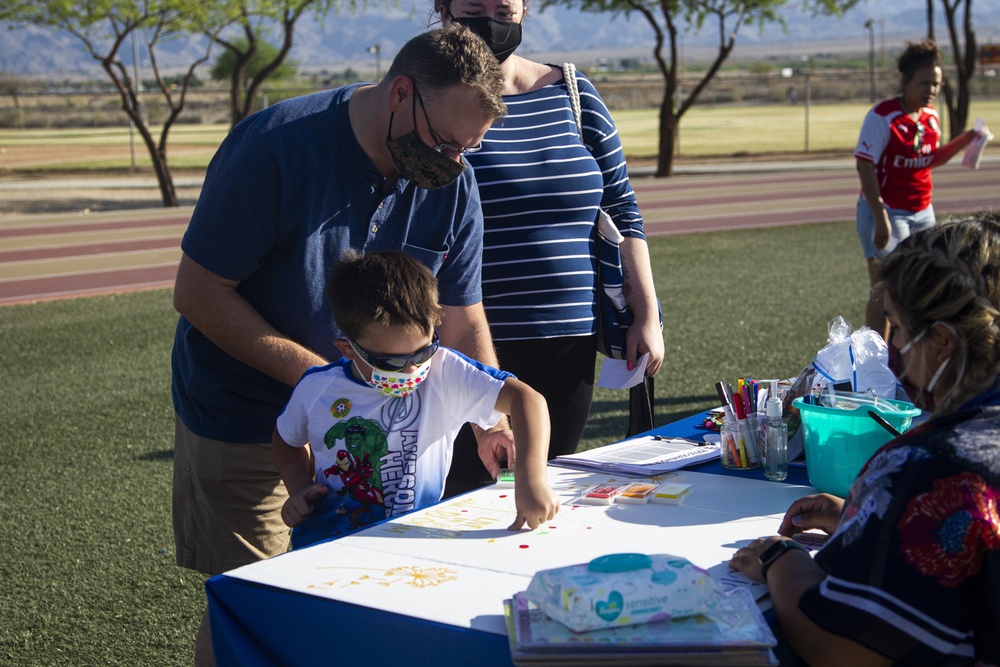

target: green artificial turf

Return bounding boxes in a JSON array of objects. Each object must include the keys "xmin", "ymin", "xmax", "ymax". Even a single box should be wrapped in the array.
[
  {"xmin": 0, "ymin": 220, "xmax": 867, "ymax": 665},
  {"xmin": 582, "ymin": 219, "xmax": 868, "ymax": 450}
]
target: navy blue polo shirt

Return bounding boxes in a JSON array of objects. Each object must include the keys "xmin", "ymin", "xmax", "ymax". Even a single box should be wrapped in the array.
[{"xmin": 171, "ymin": 84, "xmax": 484, "ymax": 443}]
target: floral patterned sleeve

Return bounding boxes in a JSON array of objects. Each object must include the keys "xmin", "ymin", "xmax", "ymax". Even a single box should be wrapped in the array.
[{"xmin": 798, "ymin": 417, "xmax": 1000, "ymax": 665}]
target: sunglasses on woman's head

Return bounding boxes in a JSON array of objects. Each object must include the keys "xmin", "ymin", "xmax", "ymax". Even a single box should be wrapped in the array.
[{"xmin": 347, "ymin": 330, "xmax": 440, "ymax": 371}]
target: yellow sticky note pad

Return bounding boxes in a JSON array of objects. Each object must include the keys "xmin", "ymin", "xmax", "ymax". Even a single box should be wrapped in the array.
[{"xmin": 650, "ymin": 482, "xmax": 693, "ymax": 505}]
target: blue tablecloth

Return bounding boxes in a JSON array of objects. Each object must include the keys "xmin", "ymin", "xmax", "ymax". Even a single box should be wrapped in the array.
[{"xmin": 206, "ymin": 410, "xmax": 810, "ymax": 667}]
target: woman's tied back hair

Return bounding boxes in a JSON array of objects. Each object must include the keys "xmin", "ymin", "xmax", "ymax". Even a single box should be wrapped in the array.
[
  {"xmin": 879, "ymin": 212, "xmax": 1000, "ymax": 415},
  {"xmin": 897, "ymin": 38, "xmax": 942, "ymax": 83},
  {"xmin": 384, "ymin": 24, "xmax": 506, "ymax": 119},
  {"xmin": 326, "ymin": 249, "xmax": 442, "ymax": 341}
]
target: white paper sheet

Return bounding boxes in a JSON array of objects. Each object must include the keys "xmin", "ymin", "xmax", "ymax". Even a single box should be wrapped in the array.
[
  {"xmin": 550, "ymin": 434, "xmax": 720, "ymax": 475},
  {"xmin": 224, "ymin": 468, "xmax": 816, "ymax": 636},
  {"xmin": 597, "ymin": 352, "xmax": 649, "ymax": 389}
]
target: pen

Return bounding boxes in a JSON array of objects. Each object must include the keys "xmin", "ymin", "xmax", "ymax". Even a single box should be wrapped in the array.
[
  {"xmin": 867, "ymin": 410, "xmax": 902, "ymax": 437},
  {"xmin": 732, "ymin": 398, "xmax": 750, "ymax": 467},
  {"xmin": 653, "ymin": 435, "xmax": 708, "ymax": 446},
  {"xmin": 714, "ymin": 381, "xmax": 742, "ymax": 465}
]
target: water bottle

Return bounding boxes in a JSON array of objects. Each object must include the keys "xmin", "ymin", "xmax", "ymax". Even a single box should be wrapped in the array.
[{"xmin": 761, "ymin": 381, "xmax": 788, "ymax": 481}]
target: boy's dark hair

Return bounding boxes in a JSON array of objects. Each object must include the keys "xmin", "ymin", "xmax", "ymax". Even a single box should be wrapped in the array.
[
  {"xmin": 897, "ymin": 38, "xmax": 941, "ymax": 83},
  {"xmin": 326, "ymin": 250, "xmax": 442, "ymax": 339}
]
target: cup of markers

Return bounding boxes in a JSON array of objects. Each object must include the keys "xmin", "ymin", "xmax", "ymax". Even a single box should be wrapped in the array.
[{"xmin": 716, "ymin": 378, "xmax": 761, "ymax": 470}]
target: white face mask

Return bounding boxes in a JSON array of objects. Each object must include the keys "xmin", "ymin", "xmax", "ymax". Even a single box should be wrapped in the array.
[
  {"xmin": 926, "ymin": 356, "xmax": 950, "ymax": 393},
  {"xmin": 352, "ymin": 351, "xmax": 432, "ymax": 399}
]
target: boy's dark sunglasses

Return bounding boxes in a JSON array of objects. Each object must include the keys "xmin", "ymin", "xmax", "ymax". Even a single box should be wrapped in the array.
[{"xmin": 347, "ymin": 330, "xmax": 440, "ymax": 371}]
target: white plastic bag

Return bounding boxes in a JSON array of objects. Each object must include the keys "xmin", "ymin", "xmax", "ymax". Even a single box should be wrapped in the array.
[
  {"xmin": 962, "ymin": 118, "xmax": 993, "ymax": 170},
  {"xmin": 810, "ymin": 316, "xmax": 897, "ymax": 399}
]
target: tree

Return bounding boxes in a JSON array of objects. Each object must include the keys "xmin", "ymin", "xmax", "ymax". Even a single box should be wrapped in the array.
[
  {"xmin": 0, "ymin": 0, "xmax": 219, "ymax": 207},
  {"xmin": 931, "ymin": 0, "xmax": 976, "ymax": 140},
  {"xmin": 201, "ymin": 0, "xmax": 341, "ymax": 128},
  {"xmin": 209, "ymin": 36, "xmax": 299, "ymax": 92},
  {"xmin": 540, "ymin": 0, "xmax": 859, "ymax": 177}
]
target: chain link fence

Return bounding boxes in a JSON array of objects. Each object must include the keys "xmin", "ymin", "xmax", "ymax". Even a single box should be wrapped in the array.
[{"xmin": 1, "ymin": 67, "xmax": 999, "ymax": 172}]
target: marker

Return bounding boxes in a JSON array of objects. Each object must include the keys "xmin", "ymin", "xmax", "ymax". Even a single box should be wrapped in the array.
[
  {"xmin": 715, "ymin": 381, "xmax": 743, "ymax": 467},
  {"xmin": 732, "ymin": 397, "xmax": 750, "ymax": 468}
]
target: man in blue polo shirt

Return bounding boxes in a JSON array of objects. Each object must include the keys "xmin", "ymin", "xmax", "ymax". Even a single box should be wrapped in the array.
[{"xmin": 170, "ymin": 26, "xmax": 508, "ymax": 665}]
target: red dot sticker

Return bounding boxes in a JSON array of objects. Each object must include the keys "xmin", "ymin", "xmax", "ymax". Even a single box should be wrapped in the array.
[{"xmin": 519, "ymin": 544, "xmax": 530, "ymax": 549}]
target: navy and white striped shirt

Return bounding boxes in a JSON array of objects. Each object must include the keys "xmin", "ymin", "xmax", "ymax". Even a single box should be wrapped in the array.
[{"xmin": 465, "ymin": 70, "xmax": 646, "ymax": 341}]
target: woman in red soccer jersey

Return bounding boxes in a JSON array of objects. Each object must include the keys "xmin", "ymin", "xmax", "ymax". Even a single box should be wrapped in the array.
[{"xmin": 854, "ymin": 39, "xmax": 979, "ymax": 340}]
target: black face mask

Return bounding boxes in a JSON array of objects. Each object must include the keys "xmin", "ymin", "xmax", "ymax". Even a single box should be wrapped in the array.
[
  {"xmin": 384, "ymin": 89, "xmax": 465, "ymax": 190},
  {"xmin": 450, "ymin": 15, "xmax": 522, "ymax": 63}
]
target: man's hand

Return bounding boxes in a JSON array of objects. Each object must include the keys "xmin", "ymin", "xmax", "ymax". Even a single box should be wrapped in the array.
[
  {"xmin": 474, "ymin": 422, "xmax": 515, "ymax": 480},
  {"xmin": 280, "ymin": 483, "xmax": 329, "ymax": 527}
]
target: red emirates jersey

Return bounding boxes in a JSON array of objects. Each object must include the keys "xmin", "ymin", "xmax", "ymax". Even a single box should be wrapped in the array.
[{"xmin": 854, "ymin": 98, "xmax": 941, "ymax": 211}]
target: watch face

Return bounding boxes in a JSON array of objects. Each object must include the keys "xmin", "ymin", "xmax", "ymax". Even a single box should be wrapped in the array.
[
  {"xmin": 761, "ymin": 540, "xmax": 789, "ymax": 565},
  {"xmin": 760, "ymin": 539, "xmax": 805, "ymax": 580}
]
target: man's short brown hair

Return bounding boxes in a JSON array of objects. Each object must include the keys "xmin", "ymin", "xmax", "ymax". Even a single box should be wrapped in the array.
[{"xmin": 384, "ymin": 24, "xmax": 506, "ymax": 120}]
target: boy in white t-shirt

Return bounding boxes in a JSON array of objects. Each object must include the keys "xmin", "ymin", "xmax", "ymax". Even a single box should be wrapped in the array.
[{"xmin": 272, "ymin": 250, "xmax": 559, "ymax": 549}]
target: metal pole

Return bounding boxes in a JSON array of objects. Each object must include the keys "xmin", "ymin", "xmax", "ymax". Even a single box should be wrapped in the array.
[
  {"xmin": 879, "ymin": 19, "xmax": 885, "ymax": 68},
  {"xmin": 803, "ymin": 59, "xmax": 811, "ymax": 153},
  {"xmin": 368, "ymin": 44, "xmax": 382, "ymax": 81},
  {"xmin": 129, "ymin": 31, "xmax": 142, "ymax": 169},
  {"xmin": 865, "ymin": 19, "xmax": 875, "ymax": 103}
]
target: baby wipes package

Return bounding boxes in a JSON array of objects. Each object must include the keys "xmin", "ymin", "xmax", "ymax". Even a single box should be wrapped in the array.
[{"xmin": 523, "ymin": 553, "xmax": 719, "ymax": 633}]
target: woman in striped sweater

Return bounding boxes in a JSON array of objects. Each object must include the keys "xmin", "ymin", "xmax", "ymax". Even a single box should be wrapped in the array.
[{"xmin": 439, "ymin": 0, "xmax": 664, "ymax": 495}]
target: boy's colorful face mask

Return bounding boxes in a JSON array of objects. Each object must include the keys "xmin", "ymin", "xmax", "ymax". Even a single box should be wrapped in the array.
[{"xmin": 347, "ymin": 335, "xmax": 437, "ymax": 398}]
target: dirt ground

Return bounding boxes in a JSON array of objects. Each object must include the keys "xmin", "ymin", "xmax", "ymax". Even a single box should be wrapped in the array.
[
  {"xmin": 0, "ymin": 170, "xmax": 204, "ymax": 217},
  {"xmin": 0, "ymin": 151, "xmax": 851, "ymax": 217},
  {"xmin": 0, "ymin": 185, "xmax": 202, "ymax": 216}
]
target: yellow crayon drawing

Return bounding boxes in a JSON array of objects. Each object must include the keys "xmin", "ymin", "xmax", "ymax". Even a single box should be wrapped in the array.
[{"xmin": 309, "ymin": 564, "xmax": 458, "ymax": 590}]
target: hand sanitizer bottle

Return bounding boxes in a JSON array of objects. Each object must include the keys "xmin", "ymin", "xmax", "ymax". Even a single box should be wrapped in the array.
[{"xmin": 762, "ymin": 380, "xmax": 788, "ymax": 481}]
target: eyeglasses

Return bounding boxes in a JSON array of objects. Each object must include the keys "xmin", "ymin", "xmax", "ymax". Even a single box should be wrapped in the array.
[
  {"xmin": 347, "ymin": 330, "xmax": 440, "ymax": 371},
  {"xmin": 413, "ymin": 85, "xmax": 482, "ymax": 159}
]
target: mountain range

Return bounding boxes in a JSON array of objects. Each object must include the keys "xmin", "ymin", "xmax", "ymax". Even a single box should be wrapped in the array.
[{"xmin": 2, "ymin": 0, "xmax": 998, "ymax": 80}]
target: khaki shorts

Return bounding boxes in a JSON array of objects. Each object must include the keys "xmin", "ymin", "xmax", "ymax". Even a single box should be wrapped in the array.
[{"xmin": 173, "ymin": 414, "xmax": 290, "ymax": 576}]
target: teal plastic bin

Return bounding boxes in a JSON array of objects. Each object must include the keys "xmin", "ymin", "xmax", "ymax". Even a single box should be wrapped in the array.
[{"xmin": 792, "ymin": 394, "xmax": 920, "ymax": 497}]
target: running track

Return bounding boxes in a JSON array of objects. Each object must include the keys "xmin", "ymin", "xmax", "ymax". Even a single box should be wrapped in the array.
[{"xmin": 2, "ymin": 161, "xmax": 998, "ymax": 306}]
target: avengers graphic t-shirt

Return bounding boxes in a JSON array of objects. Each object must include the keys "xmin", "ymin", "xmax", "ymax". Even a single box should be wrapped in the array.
[{"xmin": 276, "ymin": 348, "xmax": 510, "ymax": 548}]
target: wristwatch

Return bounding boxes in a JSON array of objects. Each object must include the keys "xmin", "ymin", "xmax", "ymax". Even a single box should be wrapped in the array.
[{"xmin": 759, "ymin": 539, "xmax": 809, "ymax": 581}]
